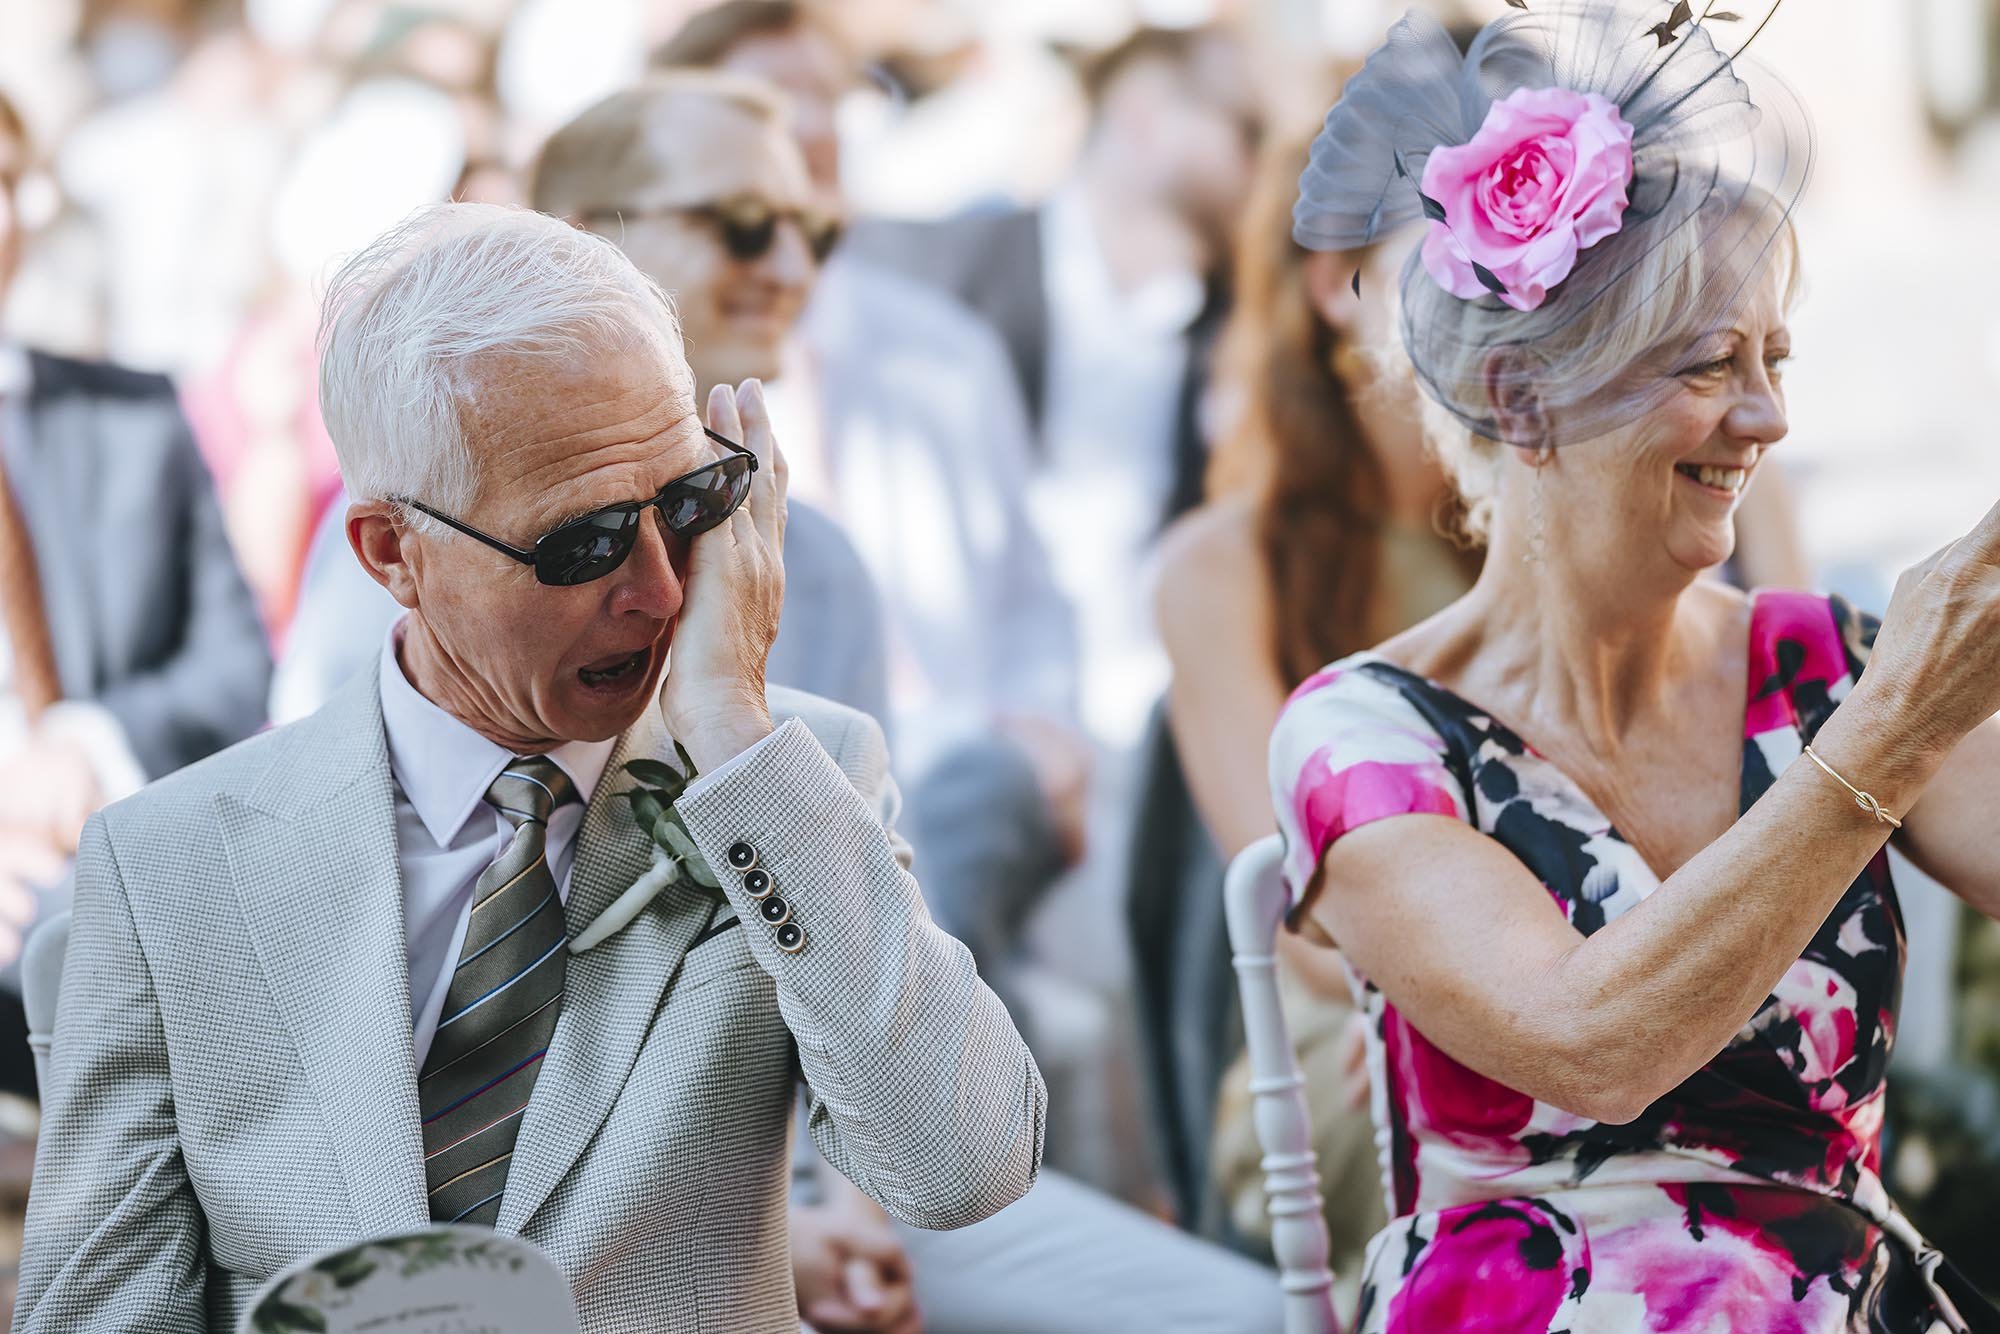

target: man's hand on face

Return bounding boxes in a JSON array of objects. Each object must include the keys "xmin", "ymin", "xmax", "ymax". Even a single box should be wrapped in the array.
[
  {"xmin": 791, "ymin": 1189, "xmax": 923, "ymax": 1334},
  {"xmin": 659, "ymin": 380, "xmax": 789, "ymax": 774}
]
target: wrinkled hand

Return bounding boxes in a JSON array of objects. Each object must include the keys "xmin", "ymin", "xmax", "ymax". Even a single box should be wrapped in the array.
[
  {"xmin": 0, "ymin": 734, "xmax": 101, "ymax": 855},
  {"xmin": 791, "ymin": 1191, "xmax": 922, "ymax": 1334},
  {"xmin": 997, "ymin": 714, "xmax": 1092, "ymax": 867},
  {"xmin": 1861, "ymin": 495, "xmax": 2000, "ymax": 769},
  {"xmin": 0, "ymin": 826, "xmax": 65, "ymax": 970},
  {"xmin": 658, "ymin": 381, "xmax": 788, "ymax": 773}
]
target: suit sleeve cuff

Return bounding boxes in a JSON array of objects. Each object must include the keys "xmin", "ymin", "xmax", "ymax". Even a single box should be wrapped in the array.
[
  {"xmin": 679, "ymin": 725, "xmax": 787, "ymax": 804},
  {"xmin": 673, "ymin": 716, "xmax": 872, "ymax": 962}
]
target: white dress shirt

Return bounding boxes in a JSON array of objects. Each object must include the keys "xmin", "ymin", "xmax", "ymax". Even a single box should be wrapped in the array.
[
  {"xmin": 1034, "ymin": 183, "xmax": 1204, "ymax": 748},
  {"xmin": 378, "ymin": 619, "xmax": 615, "ymax": 1067},
  {"xmin": 787, "ymin": 250, "xmax": 1080, "ymax": 775}
]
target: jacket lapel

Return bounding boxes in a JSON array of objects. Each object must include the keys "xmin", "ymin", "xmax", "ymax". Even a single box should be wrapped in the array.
[
  {"xmin": 218, "ymin": 673, "xmax": 430, "ymax": 1235},
  {"xmin": 497, "ymin": 704, "xmax": 720, "ymax": 1235}
]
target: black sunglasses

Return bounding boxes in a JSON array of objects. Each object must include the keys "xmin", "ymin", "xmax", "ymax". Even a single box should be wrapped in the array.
[
  {"xmin": 588, "ymin": 195, "xmax": 844, "ymax": 265},
  {"xmin": 399, "ymin": 427, "xmax": 758, "ymax": 587}
]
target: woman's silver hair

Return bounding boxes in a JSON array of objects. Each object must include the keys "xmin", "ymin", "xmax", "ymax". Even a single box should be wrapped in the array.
[{"xmin": 317, "ymin": 202, "xmax": 682, "ymax": 522}]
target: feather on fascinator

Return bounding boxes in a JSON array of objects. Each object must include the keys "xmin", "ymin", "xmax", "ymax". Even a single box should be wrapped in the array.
[{"xmin": 1296, "ymin": 1, "xmax": 1812, "ymax": 447}]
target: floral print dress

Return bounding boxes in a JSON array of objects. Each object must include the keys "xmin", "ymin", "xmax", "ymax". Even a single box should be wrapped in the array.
[{"xmin": 1268, "ymin": 591, "xmax": 1996, "ymax": 1333}]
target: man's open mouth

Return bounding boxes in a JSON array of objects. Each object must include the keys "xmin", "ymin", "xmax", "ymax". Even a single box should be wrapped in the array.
[{"xmin": 578, "ymin": 647, "xmax": 650, "ymax": 689}]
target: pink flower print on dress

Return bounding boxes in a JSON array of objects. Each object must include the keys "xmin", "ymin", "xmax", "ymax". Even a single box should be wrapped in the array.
[
  {"xmin": 1383, "ymin": 1197, "xmax": 1588, "ymax": 1334},
  {"xmin": 1763, "ymin": 960, "xmax": 1861, "ymax": 1112},
  {"xmin": 1293, "ymin": 753, "xmax": 1461, "ymax": 872},
  {"xmin": 1384, "ymin": 1006, "xmax": 1535, "ymax": 1151}
]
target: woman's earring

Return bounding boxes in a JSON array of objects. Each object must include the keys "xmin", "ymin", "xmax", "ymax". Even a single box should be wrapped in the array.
[{"xmin": 1524, "ymin": 446, "xmax": 1551, "ymax": 566}]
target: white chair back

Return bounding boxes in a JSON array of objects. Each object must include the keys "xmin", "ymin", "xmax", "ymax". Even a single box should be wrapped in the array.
[
  {"xmin": 1224, "ymin": 835, "xmax": 1340, "ymax": 1334},
  {"xmin": 22, "ymin": 909, "xmax": 72, "ymax": 1092}
]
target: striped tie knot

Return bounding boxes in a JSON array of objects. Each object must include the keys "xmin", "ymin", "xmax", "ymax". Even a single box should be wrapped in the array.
[{"xmin": 487, "ymin": 757, "xmax": 577, "ymax": 829}]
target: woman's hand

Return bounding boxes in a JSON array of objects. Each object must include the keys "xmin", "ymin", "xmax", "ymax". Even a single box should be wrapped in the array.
[
  {"xmin": 1859, "ymin": 496, "xmax": 2000, "ymax": 774},
  {"xmin": 658, "ymin": 380, "xmax": 789, "ymax": 773}
]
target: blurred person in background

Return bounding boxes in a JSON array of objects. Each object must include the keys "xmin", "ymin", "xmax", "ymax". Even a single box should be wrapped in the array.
[
  {"xmin": 847, "ymin": 38, "xmax": 1263, "ymax": 1191},
  {"xmin": 0, "ymin": 88, "xmax": 270, "ymax": 1093},
  {"xmin": 534, "ymin": 70, "xmax": 1283, "ymax": 1334},
  {"xmin": 850, "ymin": 22, "xmax": 1262, "ymax": 752},
  {"xmin": 1153, "ymin": 132, "xmax": 1481, "ymax": 1286},
  {"xmin": 653, "ymin": 3, "xmax": 1089, "ymax": 1004}
]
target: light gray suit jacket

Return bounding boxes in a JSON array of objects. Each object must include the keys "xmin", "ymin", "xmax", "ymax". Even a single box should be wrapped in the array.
[{"xmin": 14, "ymin": 673, "xmax": 1044, "ymax": 1332}]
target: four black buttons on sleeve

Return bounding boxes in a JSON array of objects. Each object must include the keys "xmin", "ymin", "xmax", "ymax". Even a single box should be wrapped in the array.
[{"xmin": 728, "ymin": 840, "xmax": 806, "ymax": 953}]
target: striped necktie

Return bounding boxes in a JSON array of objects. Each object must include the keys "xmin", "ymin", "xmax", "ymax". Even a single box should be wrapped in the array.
[{"xmin": 418, "ymin": 756, "xmax": 578, "ymax": 1227}]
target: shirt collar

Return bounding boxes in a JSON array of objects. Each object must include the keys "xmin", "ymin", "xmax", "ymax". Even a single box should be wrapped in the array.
[{"xmin": 378, "ymin": 617, "xmax": 616, "ymax": 846}]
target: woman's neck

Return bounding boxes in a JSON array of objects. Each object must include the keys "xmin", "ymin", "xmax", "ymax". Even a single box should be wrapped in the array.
[{"xmin": 1453, "ymin": 534, "xmax": 1719, "ymax": 747}]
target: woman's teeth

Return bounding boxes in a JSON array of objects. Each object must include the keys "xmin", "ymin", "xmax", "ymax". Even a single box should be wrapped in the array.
[{"xmin": 1677, "ymin": 463, "xmax": 1748, "ymax": 494}]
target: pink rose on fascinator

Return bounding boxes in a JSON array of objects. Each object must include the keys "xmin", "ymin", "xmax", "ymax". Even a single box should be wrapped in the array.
[{"xmin": 1419, "ymin": 86, "xmax": 1635, "ymax": 312}]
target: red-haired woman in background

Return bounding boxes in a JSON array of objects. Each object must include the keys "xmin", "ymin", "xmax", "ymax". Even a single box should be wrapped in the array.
[{"xmin": 1152, "ymin": 134, "xmax": 1481, "ymax": 1282}]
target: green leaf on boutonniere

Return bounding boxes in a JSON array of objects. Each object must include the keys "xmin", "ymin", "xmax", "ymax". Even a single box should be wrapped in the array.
[
  {"xmin": 626, "ymin": 788, "xmax": 667, "ymax": 831},
  {"xmin": 615, "ymin": 750, "xmax": 721, "ymax": 899},
  {"xmin": 657, "ymin": 819, "xmax": 700, "ymax": 863},
  {"xmin": 624, "ymin": 757, "xmax": 690, "ymax": 791}
]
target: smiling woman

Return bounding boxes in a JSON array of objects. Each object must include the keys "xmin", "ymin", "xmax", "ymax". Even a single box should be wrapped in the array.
[
  {"xmin": 1422, "ymin": 193, "xmax": 1801, "ymax": 548},
  {"xmin": 1263, "ymin": 3, "xmax": 2000, "ymax": 1332}
]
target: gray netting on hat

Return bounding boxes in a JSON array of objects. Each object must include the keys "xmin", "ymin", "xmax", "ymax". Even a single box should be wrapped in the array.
[{"xmin": 1294, "ymin": 2, "xmax": 1812, "ymax": 447}]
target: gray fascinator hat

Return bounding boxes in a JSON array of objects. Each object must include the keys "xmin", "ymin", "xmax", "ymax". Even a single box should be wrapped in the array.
[{"xmin": 1296, "ymin": 1, "xmax": 1812, "ymax": 447}]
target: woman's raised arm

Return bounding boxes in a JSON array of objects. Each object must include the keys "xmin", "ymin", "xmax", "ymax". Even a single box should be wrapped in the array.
[{"xmin": 1306, "ymin": 497, "xmax": 2000, "ymax": 1124}]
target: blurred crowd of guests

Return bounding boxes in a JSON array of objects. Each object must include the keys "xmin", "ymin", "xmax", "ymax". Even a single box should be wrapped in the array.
[{"xmin": 0, "ymin": 0, "xmax": 1994, "ymax": 1327}]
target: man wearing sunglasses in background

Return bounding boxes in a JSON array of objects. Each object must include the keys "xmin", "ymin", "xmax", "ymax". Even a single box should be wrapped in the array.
[
  {"xmin": 621, "ymin": 38, "xmax": 1090, "ymax": 992},
  {"xmin": 16, "ymin": 202, "xmax": 1043, "ymax": 1333}
]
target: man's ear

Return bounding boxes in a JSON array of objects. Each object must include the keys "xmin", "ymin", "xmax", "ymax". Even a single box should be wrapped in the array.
[
  {"xmin": 348, "ymin": 502, "xmax": 422, "ymax": 610},
  {"xmin": 1482, "ymin": 349, "xmax": 1549, "ymax": 447}
]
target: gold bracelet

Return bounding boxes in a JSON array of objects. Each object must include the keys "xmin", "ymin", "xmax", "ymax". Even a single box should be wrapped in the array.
[{"xmin": 1801, "ymin": 744, "xmax": 1903, "ymax": 829}]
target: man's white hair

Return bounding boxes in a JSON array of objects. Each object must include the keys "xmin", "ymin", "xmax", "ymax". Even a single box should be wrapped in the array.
[{"xmin": 318, "ymin": 202, "xmax": 683, "ymax": 519}]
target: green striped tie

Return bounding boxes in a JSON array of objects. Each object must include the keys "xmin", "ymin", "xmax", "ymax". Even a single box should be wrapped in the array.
[{"xmin": 417, "ymin": 757, "xmax": 577, "ymax": 1227}]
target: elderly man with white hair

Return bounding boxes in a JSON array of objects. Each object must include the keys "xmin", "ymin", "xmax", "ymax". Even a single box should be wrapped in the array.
[{"xmin": 13, "ymin": 203, "xmax": 1044, "ymax": 1334}]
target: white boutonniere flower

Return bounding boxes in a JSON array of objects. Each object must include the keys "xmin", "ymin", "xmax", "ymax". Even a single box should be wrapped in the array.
[{"xmin": 569, "ymin": 743, "xmax": 721, "ymax": 953}]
